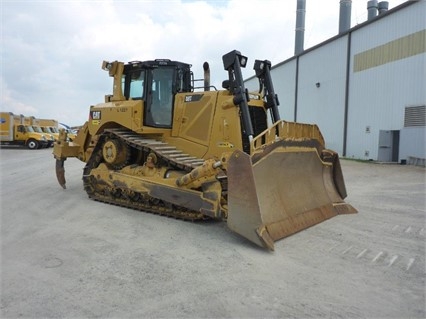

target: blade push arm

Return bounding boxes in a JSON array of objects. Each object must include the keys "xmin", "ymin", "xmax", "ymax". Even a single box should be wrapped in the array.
[
  {"xmin": 222, "ymin": 50, "xmax": 254, "ymax": 138},
  {"xmin": 254, "ymin": 59, "xmax": 281, "ymax": 124}
]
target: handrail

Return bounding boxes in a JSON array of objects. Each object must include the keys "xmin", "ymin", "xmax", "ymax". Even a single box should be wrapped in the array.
[{"xmin": 251, "ymin": 120, "xmax": 325, "ymax": 153}]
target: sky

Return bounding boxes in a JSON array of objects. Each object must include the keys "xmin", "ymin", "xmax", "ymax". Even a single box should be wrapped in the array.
[{"xmin": 1, "ymin": 0, "xmax": 407, "ymax": 126}]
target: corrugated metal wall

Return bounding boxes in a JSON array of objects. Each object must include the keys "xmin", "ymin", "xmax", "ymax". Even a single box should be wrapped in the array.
[
  {"xmin": 347, "ymin": 1, "xmax": 425, "ymax": 160},
  {"xmin": 248, "ymin": 0, "xmax": 425, "ymax": 162},
  {"xmin": 297, "ymin": 37, "xmax": 348, "ymax": 153},
  {"xmin": 270, "ymin": 60, "xmax": 297, "ymax": 121},
  {"xmin": 400, "ymin": 127, "xmax": 426, "ymax": 161},
  {"xmin": 399, "ymin": 105, "xmax": 425, "ymax": 161},
  {"xmin": 245, "ymin": 60, "xmax": 297, "ymax": 121}
]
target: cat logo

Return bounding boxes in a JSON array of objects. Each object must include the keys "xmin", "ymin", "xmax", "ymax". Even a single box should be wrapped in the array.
[
  {"xmin": 90, "ymin": 111, "xmax": 101, "ymax": 125},
  {"xmin": 184, "ymin": 94, "xmax": 203, "ymax": 103}
]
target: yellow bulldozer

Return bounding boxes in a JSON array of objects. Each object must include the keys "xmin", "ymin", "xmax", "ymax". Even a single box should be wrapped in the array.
[{"xmin": 53, "ymin": 50, "xmax": 356, "ymax": 250}]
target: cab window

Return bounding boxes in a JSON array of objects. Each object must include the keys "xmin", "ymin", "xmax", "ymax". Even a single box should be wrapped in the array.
[
  {"xmin": 128, "ymin": 70, "xmax": 145, "ymax": 100},
  {"xmin": 149, "ymin": 68, "xmax": 174, "ymax": 127}
]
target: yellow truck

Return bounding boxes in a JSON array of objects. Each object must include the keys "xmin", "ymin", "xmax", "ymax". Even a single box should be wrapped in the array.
[
  {"xmin": 58, "ymin": 123, "xmax": 77, "ymax": 141},
  {"xmin": 40, "ymin": 119, "xmax": 79, "ymax": 142},
  {"xmin": 0, "ymin": 112, "xmax": 49, "ymax": 149},
  {"xmin": 37, "ymin": 119, "xmax": 60, "ymax": 142},
  {"xmin": 29, "ymin": 117, "xmax": 55, "ymax": 147}
]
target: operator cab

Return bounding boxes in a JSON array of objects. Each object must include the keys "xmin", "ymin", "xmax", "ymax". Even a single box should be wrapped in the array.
[{"xmin": 122, "ymin": 60, "xmax": 192, "ymax": 128}]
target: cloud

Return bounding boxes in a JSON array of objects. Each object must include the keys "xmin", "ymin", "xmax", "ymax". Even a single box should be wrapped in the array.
[
  {"xmin": 1, "ymin": 0, "xmax": 405, "ymax": 125},
  {"xmin": 1, "ymin": 78, "xmax": 38, "ymax": 115}
]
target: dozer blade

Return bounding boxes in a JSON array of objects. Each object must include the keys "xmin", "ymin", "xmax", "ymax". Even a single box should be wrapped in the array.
[{"xmin": 226, "ymin": 141, "xmax": 356, "ymax": 250}]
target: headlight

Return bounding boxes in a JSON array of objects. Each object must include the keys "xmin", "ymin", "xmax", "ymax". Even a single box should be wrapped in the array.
[{"xmin": 222, "ymin": 50, "xmax": 248, "ymax": 70}]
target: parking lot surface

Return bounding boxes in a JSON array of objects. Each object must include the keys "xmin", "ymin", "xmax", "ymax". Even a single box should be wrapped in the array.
[{"xmin": 1, "ymin": 147, "xmax": 425, "ymax": 318}]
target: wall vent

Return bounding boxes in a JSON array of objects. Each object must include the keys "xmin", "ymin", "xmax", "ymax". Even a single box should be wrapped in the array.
[{"xmin": 404, "ymin": 105, "xmax": 426, "ymax": 127}]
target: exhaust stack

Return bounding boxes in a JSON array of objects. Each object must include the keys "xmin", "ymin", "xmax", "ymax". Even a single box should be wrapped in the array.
[
  {"xmin": 378, "ymin": 1, "xmax": 389, "ymax": 14},
  {"xmin": 339, "ymin": 0, "xmax": 352, "ymax": 34},
  {"xmin": 203, "ymin": 62, "xmax": 210, "ymax": 91},
  {"xmin": 294, "ymin": 0, "xmax": 306, "ymax": 55},
  {"xmin": 367, "ymin": 0, "xmax": 378, "ymax": 20}
]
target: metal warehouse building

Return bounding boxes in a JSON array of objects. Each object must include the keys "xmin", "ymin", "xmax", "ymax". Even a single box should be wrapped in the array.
[{"xmin": 246, "ymin": 0, "xmax": 425, "ymax": 164}]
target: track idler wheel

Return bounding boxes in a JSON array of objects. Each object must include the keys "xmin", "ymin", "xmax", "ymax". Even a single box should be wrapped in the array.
[{"xmin": 102, "ymin": 138, "xmax": 130, "ymax": 169}]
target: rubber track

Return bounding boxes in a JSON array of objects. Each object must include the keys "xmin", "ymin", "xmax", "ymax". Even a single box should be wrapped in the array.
[{"xmin": 82, "ymin": 128, "xmax": 209, "ymax": 221}]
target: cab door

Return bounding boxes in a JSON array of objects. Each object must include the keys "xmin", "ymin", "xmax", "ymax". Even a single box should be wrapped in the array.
[
  {"xmin": 15, "ymin": 125, "xmax": 27, "ymax": 141},
  {"xmin": 144, "ymin": 68, "xmax": 174, "ymax": 128}
]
